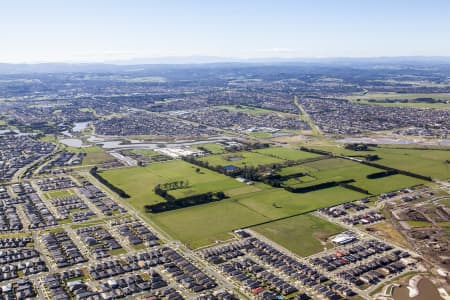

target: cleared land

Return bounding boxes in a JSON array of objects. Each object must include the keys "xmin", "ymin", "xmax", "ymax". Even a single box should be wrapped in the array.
[
  {"xmin": 252, "ymin": 214, "xmax": 344, "ymax": 256},
  {"xmin": 367, "ymin": 222, "xmax": 409, "ymax": 248}
]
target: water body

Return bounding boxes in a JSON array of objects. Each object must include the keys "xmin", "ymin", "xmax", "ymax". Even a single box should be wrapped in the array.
[
  {"xmin": 393, "ymin": 278, "xmax": 443, "ymax": 300},
  {"xmin": 60, "ymin": 138, "xmax": 87, "ymax": 148},
  {"xmin": 73, "ymin": 121, "xmax": 90, "ymax": 132}
]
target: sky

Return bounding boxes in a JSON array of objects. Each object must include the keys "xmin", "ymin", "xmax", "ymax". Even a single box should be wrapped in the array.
[{"xmin": 1, "ymin": 0, "xmax": 450, "ymax": 63}]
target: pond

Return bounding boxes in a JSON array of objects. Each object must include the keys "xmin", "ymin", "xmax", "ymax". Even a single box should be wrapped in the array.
[
  {"xmin": 60, "ymin": 138, "xmax": 86, "ymax": 148},
  {"xmin": 73, "ymin": 121, "xmax": 91, "ymax": 132}
]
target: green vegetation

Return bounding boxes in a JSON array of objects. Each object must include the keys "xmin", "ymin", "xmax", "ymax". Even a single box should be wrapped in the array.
[
  {"xmin": 253, "ymin": 147, "xmax": 321, "ymax": 161},
  {"xmin": 66, "ymin": 145, "xmax": 115, "ymax": 166},
  {"xmin": 100, "ymin": 160, "xmax": 251, "ymax": 206},
  {"xmin": 407, "ymin": 220, "xmax": 432, "ymax": 227},
  {"xmin": 352, "ymin": 174, "xmax": 424, "ymax": 195},
  {"xmin": 252, "ymin": 214, "xmax": 344, "ymax": 256},
  {"xmin": 109, "ymin": 248, "xmax": 127, "ymax": 256},
  {"xmin": 130, "ymin": 149, "xmax": 159, "ymax": 157},
  {"xmin": 292, "ymin": 144, "xmax": 450, "ymax": 180},
  {"xmin": 152, "ymin": 200, "xmax": 269, "ymax": 248},
  {"xmin": 44, "ymin": 189, "xmax": 74, "ymax": 200},
  {"xmin": 195, "ymin": 143, "xmax": 226, "ymax": 154},
  {"xmin": 247, "ymin": 132, "xmax": 273, "ymax": 138},
  {"xmin": 277, "ymin": 157, "xmax": 425, "ymax": 194},
  {"xmin": 149, "ymin": 186, "xmax": 364, "ymax": 248},
  {"xmin": 199, "ymin": 151, "xmax": 285, "ymax": 168},
  {"xmin": 236, "ymin": 186, "xmax": 365, "ymax": 219},
  {"xmin": 373, "ymin": 147, "xmax": 450, "ymax": 180},
  {"xmin": 98, "ymin": 146, "xmax": 437, "ymax": 249},
  {"xmin": 100, "ymin": 159, "xmax": 367, "ymax": 248},
  {"xmin": 345, "ymin": 92, "xmax": 450, "ymax": 108},
  {"xmin": 38, "ymin": 134, "xmax": 58, "ymax": 143}
]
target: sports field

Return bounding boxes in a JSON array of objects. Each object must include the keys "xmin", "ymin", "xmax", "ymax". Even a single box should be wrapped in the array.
[{"xmin": 252, "ymin": 214, "xmax": 344, "ymax": 257}]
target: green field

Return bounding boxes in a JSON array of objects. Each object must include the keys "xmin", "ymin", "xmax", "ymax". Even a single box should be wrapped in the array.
[
  {"xmin": 407, "ymin": 220, "xmax": 432, "ymax": 227},
  {"xmin": 194, "ymin": 143, "xmax": 226, "ymax": 154},
  {"xmin": 352, "ymin": 174, "xmax": 425, "ymax": 195},
  {"xmin": 277, "ymin": 157, "xmax": 427, "ymax": 194},
  {"xmin": 130, "ymin": 149, "xmax": 160, "ymax": 157},
  {"xmin": 199, "ymin": 150, "xmax": 285, "ymax": 168},
  {"xmin": 98, "ymin": 149, "xmax": 433, "ymax": 249},
  {"xmin": 373, "ymin": 147, "xmax": 450, "ymax": 180},
  {"xmin": 248, "ymin": 132, "xmax": 274, "ymax": 138},
  {"xmin": 253, "ymin": 147, "xmax": 322, "ymax": 161},
  {"xmin": 302, "ymin": 144, "xmax": 450, "ymax": 180},
  {"xmin": 345, "ymin": 92, "xmax": 450, "ymax": 108},
  {"xmin": 235, "ymin": 186, "xmax": 366, "ymax": 219},
  {"xmin": 44, "ymin": 189, "xmax": 74, "ymax": 200},
  {"xmin": 99, "ymin": 160, "xmax": 256, "ymax": 206},
  {"xmin": 99, "ymin": 159, "xmax": 367, "ymax": 248},
  {"xmin": 253, "ymin": 214, "xmax": 344, "ymax": 256},
  {"xmin": 66, "ymin": 145, "xmax": 115, "ymax": 166},
  {"xmin": 151, "ymin": 186, "xmax": 363, "ymax": 248},
  {"xmin": 152, "ymin": 200, "xmax": 270, "ymax": 248}
]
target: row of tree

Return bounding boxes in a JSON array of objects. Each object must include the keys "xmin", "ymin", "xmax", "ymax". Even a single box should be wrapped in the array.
[
  {"xmin": 145, "ymin": 191, "xmax": 227, "ymax": 213},
  {"xmin": 90, "ymin": 167, "xmax": 130, "ymax": 198}
]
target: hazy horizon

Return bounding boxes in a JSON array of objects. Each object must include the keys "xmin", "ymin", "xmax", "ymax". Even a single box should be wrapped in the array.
[{"xmin": 2, "ymin": 0, "xmax": 450, "ymax": 63}]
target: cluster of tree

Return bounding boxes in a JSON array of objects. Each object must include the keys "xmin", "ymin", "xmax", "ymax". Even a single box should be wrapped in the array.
[
  {"xmin": 299, "ymin": 146, "xmax": 332, "ymax": 156},
  {"xmin": 344, "ymin": 143, "xmax": 376, "ymax": 151},
  {"xmin": 154, "ymin": 181, "xmax": 190, "ymax": 202},
  {"xmin": 156, "ymin": 180, "xmax": 190, "ymax": 191},
  {"xmin": 365, "ymin": 154, "xmax": 379, "ymax": 161},
  {"xmin": 90, "ymin": 167, "xmax": 130, "ymax": 198},
  {"xmin": 144, "ymin": 191, "xmax": 227, "ymax": 213}
]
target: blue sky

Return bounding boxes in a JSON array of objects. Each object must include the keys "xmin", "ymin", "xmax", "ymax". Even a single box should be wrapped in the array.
[{"xmin": 1, "ymin": 0, "xmax": 450, "ymax": 62}]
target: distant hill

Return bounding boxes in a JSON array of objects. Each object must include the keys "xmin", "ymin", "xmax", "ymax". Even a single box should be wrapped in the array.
[{"xmin": 1, "ymin": 56, "xmax": 450, "ymax": 74}]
